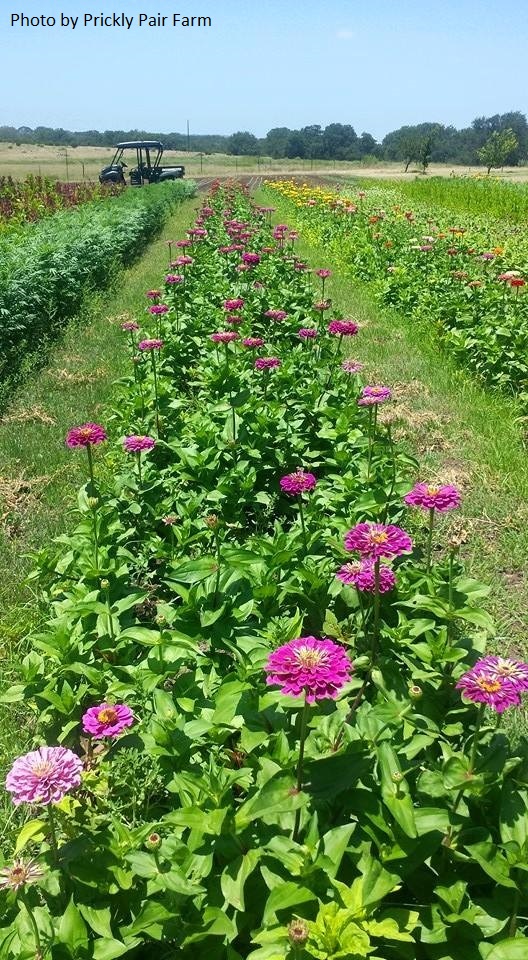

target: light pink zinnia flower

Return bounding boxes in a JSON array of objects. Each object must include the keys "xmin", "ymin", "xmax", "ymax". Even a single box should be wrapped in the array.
[
  {"xmin": 121, "ymin": 320, "xmax": 139, "ymax": 332},
  {"xmin": 210, "ymin": 331, "xmax": 240, "ymax": 343},
  {"xmin": 341, "ymin": 359, "xmax": 364, "ymax": 374},
  {"xmin": 265, "ymin": 636, "xmax": 353, "ymax": 703},
  {"xmin": 298, "ymin": 328, "xmax": 318, "ymax": 339},
  {"xmin": 138, "ymin": 339, "xmax": 164, "ymax": 351},
  {"xmin": 242, "ymin": 337, "xmax": 265, "ymax": 348},
  {"xmin": 66, "ymin": 423, "xmax": 107, "ymax": 448},
  {"xmin": 123, "ymin": 435, "xmax": 156, "ymax": 453},
  {"xmin": 358, "ymin": 385, "xmax": 392, "ymax": 406},
  {"xmin": 6, "ymin": 746, "xmax": 83, "ymax": 806},
  {"xmin": 255, "ymin": 357, "xmax": 281, "ymax": 370},
  {"xmin": 82, "ymin": 703, "xmax": 135, "ymax": 738},
  {"xmin": 313, "ymin": 300, "xmax": 331, "ymax": 312},
  {"xmin": 344, "ymin": 522, "xmax": 412, "ymax": 559},
  {"xmin": 175, "ymin": 255, "xmax": 193, "ymax": 266},
  {"xmin": 404, "ymin": 483, "xmax": 461, "ymax": 512},
  {"xmin": 264, "ymin": 310, "xmax": 288, "ymax": 322},
  {"xmin": 336, "ymin": 560, "xmax": 396, "ymax": 593},
  {"xmin": 165, "ymin": 274, "xmax": 184, "ymax": 284},
  {"xmin": 280, "ymin": 469, "xmax": 317, "ymax": 495},
  {"xmin": 146, "ymin": 290, "xmax": 161, "ymax": 300},
  {"xmin": 456, "ymin": 657, "xmax": 524, "ymax": 713},
  {"xmin": 0, "ymin": 858, "xmax": 44, "ymax": 891},
  {"xmin": 327, "ymin": 320, "xmax": 359, "ymax": 336}
]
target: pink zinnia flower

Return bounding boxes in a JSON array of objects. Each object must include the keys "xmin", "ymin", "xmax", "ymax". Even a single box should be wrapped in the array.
[
  {"xmin": 176, "ymin": 239, "xmax": 192, "ymax": 248},
  {"xmin": 456, "ymin": 658, "xmax": 524, "ymax": 713},
  {"xmin": 482, "ymin": 655, "xmax": 528, "ymax": 690},
  {"xmin": 358, "ymin": 385, "xmax": 392, "ymax": 406},
  {"xmin": 404, "ymin": 483, "xmax": 461, "ymax": 512},
  {"xmin": 224, "ymin": 298, "xmax": 244, "ymax": 311},
  {"xmin": 298, "ymin": 328, "xmax": 318, "ymax": 339},
  {"xmin": 341, "ymin": 359, "xmax": 364, "ymax": 374},
  {"xmin": 148, "ymin": 305, "xmax": 169, "ymax": 315},
  {"xmin": 165, "ymin": 275, "xmax": 183, "ymax": 284},
  {"xmin": 328, "ymin": 320, "xmax": 359, "ymax": 336},
  {"xmin": 336, "ymin": 560, "xmax": 396, "ymax": 593},
  {"xmin": 264, "ymin": 310, "xmax": 288, "ymax": 322},
  {"xmin": 121, "ymin": 320, "xmax": 139, "ymax": 332},
  {"xmin": 66, "ymin": 423, "xmax": 107, "ymax": 448},
  {"xmin": 123, "ymin": 435, "xmax": 156, "ymax": 453},
  {"xmin": 0, "ymin": 859, "xmax": 44, "ymax": 891},
  {"xmin": 315, "ymin": 269, "xmax": 332, "ymax": 279},
  {"xmin": 344, "ymin": 522, "xmax": 412, "ymax": 559},
  {"xmin": 210, "ymin": 331, "xmax": 240, "ymax": 343},
  {"xmin": 146, "ymin": 290, "xmax": 161, "ymax": 300},
  {"xmin": 138, "ymin": 339, "xmax": 163, "ymax": 351},
  {"xmin": 242, "ymin": 337, "xmax": 265, "ymax": 348},
  {"xmin": 175, "ymin": 255, "xmax": 193, "ymax": 266},
  {"xmin": 265, "ymin": 636, "xmax": 353, "ymax": 703},
  {"xmin": 313, "ymin": 300, "xmax": 331, "ymax": 312},
  {"xmin": 280, "ymin": 469, "xmax": 317, "ymax": 495},
  {"xmin": 255, "ymin": 357, "xmax": 281, "ymax": 370},
  {"xmin": 6, "ymin": 746, "xmax": 83, "ymax": 806},
  {"xmin": 82, "ymin": 703, "xmax": 135, "ymax": 738},
  {"xmin": 226, "ymin": 314, "xmax": 243, "ymax": 326}
]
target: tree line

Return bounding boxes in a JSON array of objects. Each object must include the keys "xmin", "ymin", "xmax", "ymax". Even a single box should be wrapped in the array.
[{"xmin": 1, "ymin": 111, "xmax": 527, "ymax": 167}]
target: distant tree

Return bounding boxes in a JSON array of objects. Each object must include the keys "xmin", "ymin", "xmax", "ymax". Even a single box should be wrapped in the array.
[
  {"xmin": 478, "ymin": 128, "xmax": 519, "ymax": 173},
  {"xmin": 284, "ymin": 133, "xmax": 306, "ymax": 159},
  {"xmin": 264, "ymin": 127, "xmax": 292, "ymax": 158},
  {"xmin": 417, "ymin": 135, "xmax": 435, "ymax": 173},
  {"xmin": 321, "ymin": 123, "xmax": 358, "ymax": 160},
  {"xmin": 226, "ymin": 131, "xmax": 259, "ymax": 156}
]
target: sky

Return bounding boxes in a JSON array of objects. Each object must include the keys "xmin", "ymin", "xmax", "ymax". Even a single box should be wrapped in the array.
[{"xmin": 1, "ymin": 0, "xmax": 527, "ymax": 140}]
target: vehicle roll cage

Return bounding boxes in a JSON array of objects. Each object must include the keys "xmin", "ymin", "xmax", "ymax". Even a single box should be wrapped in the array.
[{"xmin": 110, "ymin": 141, "xmax": 164, "ymax": 171}]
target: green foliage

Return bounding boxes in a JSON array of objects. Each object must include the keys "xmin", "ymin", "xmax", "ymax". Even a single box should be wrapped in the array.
[
  {"xmin": 0, "ymin": 184, "xmax": 526, "ymax": 959},
  {"xmin": 478, "ymin": 129, "xmax": 519, "ymax": 173}
]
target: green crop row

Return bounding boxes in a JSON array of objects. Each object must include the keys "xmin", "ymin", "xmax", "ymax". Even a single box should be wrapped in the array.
[{"xmin": 0, "ymin": 181, "xmax": 195, "ymax": 405}]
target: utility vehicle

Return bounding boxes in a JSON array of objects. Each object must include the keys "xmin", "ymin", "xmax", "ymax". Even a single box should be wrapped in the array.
[{"xmin": 99, "ymin": 141, "xmax": 185, "ymax": 185}]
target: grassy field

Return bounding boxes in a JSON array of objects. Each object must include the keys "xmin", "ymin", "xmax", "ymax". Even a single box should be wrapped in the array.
[
  {"xmin": 2, "ymin": 141, "xmax": 528, "ymax": 182},
  {"xmin": 0, "ymin": 194, "xmax": 198, "ymax": 842}
]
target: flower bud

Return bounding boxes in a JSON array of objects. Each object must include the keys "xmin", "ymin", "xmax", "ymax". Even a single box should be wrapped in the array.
[
  {"xmin": 100, "ymin": 579, "xmax": 110, "ymax": 590},
  {"xmin": 155, "ymin": 614, "xmax": 167, "ymax": 627},
  {"xmin": 145, "ymin": 833, "xmax": 161, "ymax": 851},
  {"xmin": 391, "ymin": 771, "xmax": 403, "ymax": 783},
  {"xmin": 87, "ymin": 497, "xmax": 99, "ymax": 509},
  {"xmin": 408, "ymin": 684, "xmax": 423, "ymax": 700},
  {"xmin": 204, "ymin": 514, "xmax": 220, "ymax": 529},
  {"xmin": 288, "ymin": 918, "xmax": 309, "ymax": 947}
]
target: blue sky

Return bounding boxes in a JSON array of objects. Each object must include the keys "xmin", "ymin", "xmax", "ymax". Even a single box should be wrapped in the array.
[{"xmin": 1, "ymin": 0, "xmax": 527, "ymax": 139}]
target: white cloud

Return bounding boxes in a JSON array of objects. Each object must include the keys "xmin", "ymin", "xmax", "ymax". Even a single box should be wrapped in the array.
[{"xmin": 336, "ymin": 28, "xmax": 354, "ymax": 40}]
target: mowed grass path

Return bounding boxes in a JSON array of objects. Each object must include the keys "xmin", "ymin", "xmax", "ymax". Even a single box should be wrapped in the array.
[
  {"xmin": 256, "ymin": 189, "xmax": 528, "ymax": 657},
  {"xmin": 0, "ymin": 196, "xmax": 198, "ymax": 840}
]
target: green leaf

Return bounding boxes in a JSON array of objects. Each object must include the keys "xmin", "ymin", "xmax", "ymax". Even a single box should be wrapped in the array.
[
  {"xmin": 263, "ymin": 881, "xmax": 317, "ymax": 923},
  {"xmin": 58, "ymin": 897, "xmax": 89, "ymax": 954},
  {"xmin": 93, "ymin": 939, "xmax": 136, "ymax": 960},
  {"xmin": 235, "ymin": 773, "xmax": 307, "ymax": 829},
  {"xmin": 14, "ymin": 819, "xmax": 46, "ymax": 855},
  {"xmin": 168, "ymin": 557, "xmax": 217, "ymax": 584},
  {"xmin": 221, "ymin": 849, "xmax": 261, "ymax": 910},
  {"xmin": 500, "ymin": 784, "xmax": 528, "ymax": 849},
  {"xmin": 78, "ymin": 904, "xmax": 113, "ymax": 939},
  {"xmin": 484, "ymin": 938, "xmax": 528, "ymax": 960}
]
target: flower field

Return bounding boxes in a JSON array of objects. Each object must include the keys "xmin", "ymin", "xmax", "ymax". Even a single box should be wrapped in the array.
[
  {"xmin": 265, "ymin": 180, "xmax": 528, "ymax": 404},
  {"xmin": 0, "ymin": 180, "xmax": 194, "ymax": 404},
  {"xmin": 0, "ymin": 176, "xmax": 122, "ymax": 229},
  {"xmin": 2, "ymin": 181, "xmax": 528, "ymax": 959}
]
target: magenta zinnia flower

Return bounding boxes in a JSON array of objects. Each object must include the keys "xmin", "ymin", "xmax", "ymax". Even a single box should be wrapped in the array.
[
  {"xmin": 328, "ymin": 320, "xmax": 359, "ymax": 336},
  {"xmin": 264, "ymin": 310, "xmax": 288, "ymax": 322},
  {"xmin": 242, "ymin": 252, "xmax": 261, "ymax": 266},
  {"xmin": 404, "ymin": 482, "xmax": 461, "ymax": 512},
  {"xmin": 315, "ymin": 269, "xmax": 331, "ymax": 279},
  {"xmin": 344, "ymin": 522, "xmax": 412, "ymax": 559},
  {"xmin": 66, "ymin": 423, "xmax": 107, "ymax": 448},
  {"xmin": 242, "ymin": 337, "xmax": 265, "ymax": 348},
  {"xmin": 210, "ymin": 331, "xmax": 240, "ymax": 343},
  {"xmin": 82, "ymin": 703, "xmax": 135, "ymax": 738},
  {"xmin": 6, "ymin": 746, "xmax": 83, "ymax": 806},
  {"xmin": 123, "ymin": 435, "xmax": 156, "ymax": 453},
  {"xmin": 146, "ymin": 290, "xmax": 161, "ymax": 300},
  {"xmin": 298, "ymin": 328, "xmax": 318, "ymax": 339},
  {"xmin": 482, "ymin": 656, "xmax": 528, "ymax": 690},
  {"xmin": 138, "ymin": 338, "xmax": 164, "ymax": 351},
  {"xmin": 255, "ymin": 357, "xmax": 281, "ymax": 370},
  {"xmin": 224, "ymin": 298, "xmax": 244, "ymax": 311},
  {"xmin": 175, "ymin": 255, "xmax": 193, "ymax": 266},
  {"xmin": 336, "ymin": 560, "xmax": 396, "ymax": 593},
  {"xmin": 148, "ymin": 304, "xmax": 169, "ymax": 315},
  {"xmin": 358, "ymin": 385, "xmax": 392, "ymax": 406},
  {"xmin": 165, "ymin": 274, "xmax": 184, "ymax": 284},
  {"xmin": 280, "ymin": 469, "xmax": 317, "ymax": 495},
  {"xmin": 456, "ymin": 658, "xmax": 524, "ymax": 713},
  {"xmin": 121, "ymin": 320, "xmax": 139, "ymax": 332},
  {"xmin": 265, "ymin": 636, "xmax": 353, "ymax": 703}
]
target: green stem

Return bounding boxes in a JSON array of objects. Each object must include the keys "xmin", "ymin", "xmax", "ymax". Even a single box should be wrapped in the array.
[
  {"xmin": 298, "ymin": 495, "xmax": 308, "ymax": 554},
  {"xmin": 446, "ymin": 548, "xmax": 455, "ymax": 645},
  {"xmin": 151, "ymin": 354, "xmax": 161, "ymax": 437},
  {"xmin": 105, "ymin": 585, "xmax": 115, "ymax": 642},
  {"xmin": 509, "ymin": 884, "xmax": 520, "ymax": 938},
  {"xmin": 469, "ymin": 703, "xmax": 485, "ymax": 773},
  {"xmin": 19, "ymin": 891, "xmax": 43, "ymax": 960},
  {"xmin": 381, "ymin": 425, "xmax": 396, "ymax": 523},
  {"xmin": 85, "ymin": 442, "xmax": 95, "ymax": 495},
  {"xmin": 426, "ymin": 507, "xmax": 435, "ymax": 572},
  {"xmin": 213, "ymin": 532, "xmax": 221, "ymax": 609},
  {"xmin": 292, "ymin": 696, "xmax": 309, "ymax": 843},
  {"xmin": 323, "ymin": 334, "xmax": 343, "ymax": 393},
  {"xmin": 92, "ymin": 504, "xmax": 99, "ymax": 570},
  {"xmin": 47, "ymin": 804, "xmax": 59, "ymax": 865},
  {"xmin": 372, "ymin": 558, "xmax": 381, "ymax": 660},
  {"xmin": 366, "ymin": 407, "xmax": 374, "ymax": 482},
  {"xmin": 136, "ymin": 450, "xmax": 142, "ymax": 484}
]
